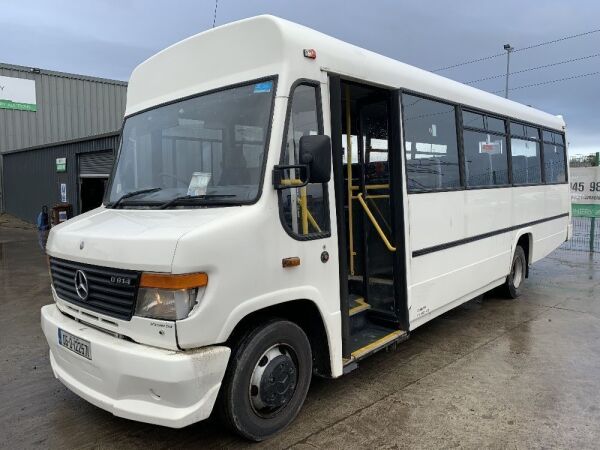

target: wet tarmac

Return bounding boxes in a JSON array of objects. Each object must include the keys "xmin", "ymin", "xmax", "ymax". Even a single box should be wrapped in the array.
[{"xmin": 1, "ymin": 226, "xmax": 599, "ymax": 449}]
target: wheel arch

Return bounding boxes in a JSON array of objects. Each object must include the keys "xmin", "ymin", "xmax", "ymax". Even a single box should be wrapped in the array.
[{"xmin": 223, "ymin": 298, "xmax": 334, "ymax": 378}]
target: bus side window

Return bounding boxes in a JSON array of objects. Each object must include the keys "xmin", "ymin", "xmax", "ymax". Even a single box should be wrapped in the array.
[
  {"xmin": 461, "ymin": 110, "xmax": 509, "ymax": 187},
  {"xmin": 542, "ymin": 132, "xmax": 567, "ymax": 183},
  {"xmin": 279, "ymin": 84, "xmax": 330, "ymax": 237},
  {"xmin": 401, "ymin": 94, "xmax": 461, "ymax": 192},
  {"xmin": 510, "ymin": 122, "xmax": 542, "ymax": 185}
]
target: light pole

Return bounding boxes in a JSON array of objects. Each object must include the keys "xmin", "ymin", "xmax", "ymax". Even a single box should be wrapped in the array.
[{"xmin": 503, "ymin": 44, "xmax": 514, "ymax": 99}]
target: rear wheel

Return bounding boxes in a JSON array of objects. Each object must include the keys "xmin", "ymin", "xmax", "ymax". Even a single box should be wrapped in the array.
[
  {"xmin": 504, "ymin": 245, "xmax": 527, "ymax": 299},
  {"xmin": 217, "ymin": 319, "xmax": 312, "ymax": 441}
]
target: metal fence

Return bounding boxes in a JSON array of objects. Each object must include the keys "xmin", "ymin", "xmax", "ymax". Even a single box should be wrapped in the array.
[
  {"xmin": 570, "ymin": 154, "xmax": 599, "ymax": 168},
  {"xmin": 560, "ymin": 217, "xmax": 600, "ymax": 253}
]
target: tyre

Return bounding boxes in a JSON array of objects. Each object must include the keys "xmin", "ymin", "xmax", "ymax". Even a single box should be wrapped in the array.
[
  {"xmin": 217, "ymin": 319, "xmax": 312, "ymax": 441},
  {"xmin": 503, "ymin": 245, "xmax": 527, "ymax": 299}
]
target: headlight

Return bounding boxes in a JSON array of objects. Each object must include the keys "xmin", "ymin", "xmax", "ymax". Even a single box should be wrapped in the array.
[{"xmin": 135, "ymin": 272, "xmax": 208, "ymax": 321}]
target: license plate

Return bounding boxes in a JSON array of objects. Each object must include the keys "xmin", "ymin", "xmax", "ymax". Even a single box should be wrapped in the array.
[{"xmin": 58, "ymin": 328, "xmax": 92, "ymax": 360}]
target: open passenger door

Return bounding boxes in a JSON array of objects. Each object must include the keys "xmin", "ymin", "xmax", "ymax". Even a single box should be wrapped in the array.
[{"xmin": 329, "ymin": 76, "xmax": 409, "ymax": 368}]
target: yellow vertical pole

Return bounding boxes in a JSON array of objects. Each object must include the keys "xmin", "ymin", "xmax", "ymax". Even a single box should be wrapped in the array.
[
  {"xmin": 345, "ymin": 85, "xmax": 355, "ymax": 275},
  {"xmin": 300, "ymin": 186, "xmax": 308, "ymax": 234}
]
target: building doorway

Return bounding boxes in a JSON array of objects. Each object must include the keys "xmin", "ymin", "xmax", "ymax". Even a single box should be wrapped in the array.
[
  {"xmin": 78, "ymin": 150, "xmax": 114, "ymax": 213},
  {"xmin": 80, "ymin": 177, "xmax": 108, "ymax": 213}
]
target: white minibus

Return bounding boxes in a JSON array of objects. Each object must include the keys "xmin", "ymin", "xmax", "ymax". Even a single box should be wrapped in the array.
[{"xmin": 41, "ymin": 15, "xmax": 571, "ymax": 440}]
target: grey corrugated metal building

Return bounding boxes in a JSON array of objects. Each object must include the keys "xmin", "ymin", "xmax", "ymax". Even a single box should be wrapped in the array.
[{"xmin": 0, "ymin": 63, "xmax": 127, "ymax": 222}]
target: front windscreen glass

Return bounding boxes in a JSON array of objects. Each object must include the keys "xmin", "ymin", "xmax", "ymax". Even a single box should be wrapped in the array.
[{"xmin": 107, "ymin": 79, "xmax": 275, "ymax": 208}]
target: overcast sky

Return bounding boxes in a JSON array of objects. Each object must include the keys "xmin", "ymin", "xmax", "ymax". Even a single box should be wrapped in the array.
[{"xmin": 2, "ymin": 0, "xmax": 599, "ymax": 155}]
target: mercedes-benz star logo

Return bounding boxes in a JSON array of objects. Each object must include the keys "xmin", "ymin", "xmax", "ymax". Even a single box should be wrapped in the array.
[{"xmin": 74, "ymin": 270, "xmax": 89, "ymax": 300}]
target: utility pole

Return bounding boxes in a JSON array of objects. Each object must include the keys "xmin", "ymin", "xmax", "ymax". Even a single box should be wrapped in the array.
[
  {"xmin": 212, "ymin": 0, "xmax": 219, "ymax": 28},
  {"xmin": 503, "ymin": 44, "xmax": 514, "ymax": 99},
  {"xmin": 591, "ymin": 151, "xmax": 600, "ymax": 253}
]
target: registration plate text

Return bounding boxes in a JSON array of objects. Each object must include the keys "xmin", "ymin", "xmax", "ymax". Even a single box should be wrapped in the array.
[{"xmin": 58, "ymin": 328, "xmax": 92, "ymax": 360}]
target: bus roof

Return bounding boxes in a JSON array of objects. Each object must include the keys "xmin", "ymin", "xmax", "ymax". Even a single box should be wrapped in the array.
[{"xmin": 126, "ymin": 15, "xmax": 565, "ymax": 131}]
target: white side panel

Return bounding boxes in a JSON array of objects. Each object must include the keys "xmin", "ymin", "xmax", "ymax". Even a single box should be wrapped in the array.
[
  {"xmin": 407, "ymin": 184, "xmax": 569, "ymax": 329},
  {"xmin": 407, "ymin": 189, "xmax": 511, "ymax": 323}
]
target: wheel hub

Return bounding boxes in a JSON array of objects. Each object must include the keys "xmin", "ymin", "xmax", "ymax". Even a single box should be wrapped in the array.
[
  {"xmin": 259, "ymin": 354, "xmax": 297, "ymax": 408},
  {"xmin": 249, "ymin": 345, "xmax": 298, "ymax": 416},
  {"xmin": 513, "ymin": 257, "xmax": 523, "ymax": 288}
]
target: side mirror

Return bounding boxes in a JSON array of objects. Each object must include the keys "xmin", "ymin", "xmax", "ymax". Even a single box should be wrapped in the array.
[{"xmin": 299, "ymin": 135, "xmax": 331, "ymax": 184}]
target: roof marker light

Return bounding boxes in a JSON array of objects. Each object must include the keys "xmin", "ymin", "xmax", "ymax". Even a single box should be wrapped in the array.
[{"xmin": 303, "ymin": 49, "xmax": 317, "ymax": 59}]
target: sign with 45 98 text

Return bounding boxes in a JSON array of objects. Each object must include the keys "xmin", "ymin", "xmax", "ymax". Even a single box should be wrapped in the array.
[{"xmin": 571, "ymin": 167, "xmax": 600, "ymax": 218}]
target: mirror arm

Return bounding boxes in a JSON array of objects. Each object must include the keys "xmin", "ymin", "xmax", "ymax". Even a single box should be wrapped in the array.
[{"xmin": 272, "ymin": 164, "xmax": 310, "ymax": 190}]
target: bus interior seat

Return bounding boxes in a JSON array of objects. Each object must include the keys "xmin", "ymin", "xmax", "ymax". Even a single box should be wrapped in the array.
[{"xmin": 365, "ymin": 161, "xmax": 389, "ymax": 184}]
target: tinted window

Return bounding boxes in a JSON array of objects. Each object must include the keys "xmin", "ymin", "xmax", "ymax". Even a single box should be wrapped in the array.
[
  {"xmin": 543, "ymin": 130, "xmax": 565, "ymax": 145},
  {"xmin": 511, "ymin": 138, "xmax": 541, "ymax": 184},
  {"xmin": 463, "ymin": 111, "xmax": 484, "ymax": 129},
  {"xmin": 280, "ymin": 84, "xmax": 329, "ymax": 237},
  {"xmin": 543, "ymin": 142, "xmax": 566, "ymax": 183},
  {"xmin": 510, "ymin": 122, "xmax": 525, "ymax": 137},
  {"xmin": 402, "ymin": 94, "xmax": 460, "ymax": 191},
  {"xmin": 525, "ymin": 125, "xmax": 540, "ymax": 140},
  {"xmin": 464, "ymin": 131, "xmax": 508, "ymax": 186},
  {"xmin": 487, "ymin": 116, "xmax": 506, "ymax": 134}
]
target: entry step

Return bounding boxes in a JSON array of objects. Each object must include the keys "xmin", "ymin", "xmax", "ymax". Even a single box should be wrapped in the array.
[
  {"xmin": 345, "ymin": 327, "xmax": 408, "ymax": 364},
  {"xmin": 349, "ymin": 295, "xmax": 370, "ymax": 316}
]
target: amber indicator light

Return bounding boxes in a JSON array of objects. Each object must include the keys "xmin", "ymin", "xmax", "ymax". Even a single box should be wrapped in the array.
[
  {"xmin": 282, "ymin": 257, "xmax": 301, "ymax": 268},
  {"xmin": 140, "ymin": 272, "xmax": 208, "ymax": 289}
]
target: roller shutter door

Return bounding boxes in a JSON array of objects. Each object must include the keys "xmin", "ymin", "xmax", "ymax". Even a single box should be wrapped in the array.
[{"xmin": 79, "ymin": 151, "xmax": 114, "ymax": 177}]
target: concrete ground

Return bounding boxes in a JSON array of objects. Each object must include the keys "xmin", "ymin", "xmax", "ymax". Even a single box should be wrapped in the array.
[{"xmin": 1, "ymin": 223, "xmax": 599, "ymax": 449}]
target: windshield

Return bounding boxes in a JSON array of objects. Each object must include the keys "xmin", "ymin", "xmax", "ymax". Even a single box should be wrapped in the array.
[{"xmin": 106, "ymin": 79, "xmax": 275, "ymax": 208}]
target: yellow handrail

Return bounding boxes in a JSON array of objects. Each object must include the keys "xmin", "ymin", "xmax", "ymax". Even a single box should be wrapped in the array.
[
  {"xmin": 295, "ymin": 195, "xmax": 322, "ymax": 234},
  {"xmin": 306, "ymin": 208, "xmax": 322, "ymax": 232},
  {"xmin": 352, "ymin": 194, "xmax": 389, "ymax": 200},
  {"xmin": 280, "ymin": 178, "xmax": 305, "ymax": 187},
  {"xmin": 356, "ymin": 193, "xmax": 396, "ymax": 252},
  {"xmin": 300, "ymin": 186, "xmax": 309, "ymax": 234},
  {"xmin": 350, "ymin": 184, "xmax": 389, "ymax": 191}
]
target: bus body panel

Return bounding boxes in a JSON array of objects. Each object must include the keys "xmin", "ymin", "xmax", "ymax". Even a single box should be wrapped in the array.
[{"xmin": 406, "ymin": 184, "xmax": 570, "ymax": 329}]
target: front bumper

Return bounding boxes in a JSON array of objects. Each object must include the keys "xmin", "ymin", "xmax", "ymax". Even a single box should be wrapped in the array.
[{"xmin": 41, "ymin": 304, "xmax": 230, "ymax": 428}]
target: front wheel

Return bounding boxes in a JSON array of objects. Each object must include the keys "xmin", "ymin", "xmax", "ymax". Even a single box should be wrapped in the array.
[
  {"xmin": 217, "ymin": 319, "xmax": 312, "ymax": 441},
  {"xmin": 503, "ymin": 245, "xmax": 527, "ymax": 299}
]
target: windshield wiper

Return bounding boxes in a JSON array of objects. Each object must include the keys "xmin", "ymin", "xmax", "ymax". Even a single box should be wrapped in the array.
[
  {"xmin": 158, "ymin": 194, "xmax": 235, "ymax": 209},
  {"xmin": 109, "ymin": 187, "xmax": 162, "ymax": 209}
]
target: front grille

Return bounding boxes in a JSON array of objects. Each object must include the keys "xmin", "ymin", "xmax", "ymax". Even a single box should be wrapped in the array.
[{"xmin": 50, "ymin": 257, "xmax": 140, "ymax": 321}]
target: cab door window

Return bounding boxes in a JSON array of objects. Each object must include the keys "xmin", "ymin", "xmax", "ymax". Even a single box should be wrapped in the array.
[{"xmin": 279, "ymin": 83, "xmax": 330, "ymax": 238}]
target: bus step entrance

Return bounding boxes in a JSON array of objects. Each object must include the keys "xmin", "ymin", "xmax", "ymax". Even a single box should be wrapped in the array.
[
  {"xmin": 346, "ymin": 293, "xmax": 407, "ymax": 363},
  {"xmin": 339, "ymin": 80, "xmax": 408, "ymax": 366},
  {"xmin": 347, "ymin": 327, "xmax": 407, "ymax": 362}
]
